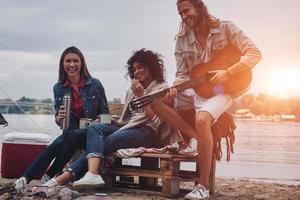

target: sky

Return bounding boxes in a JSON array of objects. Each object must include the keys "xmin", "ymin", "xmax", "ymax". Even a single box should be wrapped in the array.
[{"xmin": 0, "ymin": 0, "xmax": 300, "ymax": 101}]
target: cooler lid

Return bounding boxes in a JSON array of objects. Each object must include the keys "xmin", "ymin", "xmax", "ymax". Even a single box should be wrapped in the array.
[{"xmin": 3, "ymin": 132, "xmax": 51, "ymax": 144}]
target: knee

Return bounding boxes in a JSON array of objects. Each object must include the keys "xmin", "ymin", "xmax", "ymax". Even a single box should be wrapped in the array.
[
  {"xmin": 87, "ymin": 124, "xmax": 104, "ymax": 137},
  {"xmin": 195, "ymin": 113, "xmax": 213, "ymax": 133},
  {"xmin": 49, "ymin": 135, "xmax": 65, "ymax": 148},
  {"xmin": 45, "ymin": 139, "xmax": 63, "ymax": 153}
]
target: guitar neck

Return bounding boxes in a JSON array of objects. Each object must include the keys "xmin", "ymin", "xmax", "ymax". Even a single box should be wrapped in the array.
[
  {"xmin": 144, "ymin": 88, "xmax": 171, "ymax": 103},
  {"xmin": 130, "ymin": 79, "xmax": 199, "ymax": 110},
  {"xmin": 144, "ymin": 81, "xmax": 193, "ymax": 102}
]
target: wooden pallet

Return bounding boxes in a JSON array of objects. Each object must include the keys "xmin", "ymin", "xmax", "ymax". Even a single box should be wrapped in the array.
[{"xmin": 105, "ymin": 153, "xmax": 216, "ymax": 198}]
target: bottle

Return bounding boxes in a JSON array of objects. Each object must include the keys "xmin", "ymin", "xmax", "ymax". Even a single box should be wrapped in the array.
[{"xmin": 61, "ymin": 94, "xmax": 71, "ymax": 130}]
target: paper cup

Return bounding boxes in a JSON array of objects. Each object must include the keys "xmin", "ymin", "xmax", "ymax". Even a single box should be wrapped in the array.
[{"xmin": 99, "ymin": 114, "xmax": 111, "ymax": 124}]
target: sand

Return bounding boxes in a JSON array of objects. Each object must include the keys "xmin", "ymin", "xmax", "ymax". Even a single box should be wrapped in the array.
[{"xmin": 0, "ymin": 177, "xmax": 299, "ymax": 200}]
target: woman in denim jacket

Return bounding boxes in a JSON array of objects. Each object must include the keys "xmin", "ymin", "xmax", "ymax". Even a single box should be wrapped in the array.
[{"xmin": 15, "ymin": 46, "xmax": 109, "ymax": 191}]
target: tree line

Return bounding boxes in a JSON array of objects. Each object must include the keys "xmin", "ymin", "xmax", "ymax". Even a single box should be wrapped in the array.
[
  {"xmin": 231, "ymin": 93, "xmax": 300, "ymax": 116},
  {"xmin": 1, "ymin": 94, "xmax": 300, "ymax": 116}
]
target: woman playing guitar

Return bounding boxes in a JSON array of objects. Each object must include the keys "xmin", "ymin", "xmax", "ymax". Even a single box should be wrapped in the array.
[{"xmin": 150, "ymin": 0, "xmax": 262, "ymax": 199}]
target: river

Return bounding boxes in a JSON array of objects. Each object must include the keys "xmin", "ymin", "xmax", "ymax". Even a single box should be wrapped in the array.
[{"xmin": 1, "ymin": 114, "xmax": 299, "ymax": 185}]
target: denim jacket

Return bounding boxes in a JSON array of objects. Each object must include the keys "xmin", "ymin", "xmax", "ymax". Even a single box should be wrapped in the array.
[
  {"xmin": 174, "ymin": 20, "xmax": 262, "ymax": 84},
  {"xmin": 53, "ymin": 77, "xmax": 109, "ymax": 128}
]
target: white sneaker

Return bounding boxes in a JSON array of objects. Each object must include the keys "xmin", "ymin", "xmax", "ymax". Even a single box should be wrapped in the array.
[
  {"xmin": 185, "ymin": 184, "xmax": 210, "ymax": 199},
  {"xmin": 73, "ymin": 172, "xmax": 105, "ymax": 190},
  {"xmin": 15, "ymin": 177, "xmax": 27, "ymax": 191},
  {"xmin": 41, "ymin": 178, "xmax": 58, "ymax": 187},
  {"xmin": 179, "ymin": 138, "xmax": 198, "ymax": 156},
  {"xmin": 40, "ymin": 174, "xmax": 51, "ymax": 185}
]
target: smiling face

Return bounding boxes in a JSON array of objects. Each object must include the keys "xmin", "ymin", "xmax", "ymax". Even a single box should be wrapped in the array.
[
  {"xmin": 63, "ymin": 53, "xmax": 82, "ymax": 79},
  {"xmin": 177, "ymin": 0, "xmax": 199, "ymax": 29},
  {"xmin": 132, "ymin": 62, "xmax": 152, "ymax": 86}
]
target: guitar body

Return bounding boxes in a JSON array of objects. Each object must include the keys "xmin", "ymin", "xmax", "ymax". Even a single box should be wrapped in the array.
[{"xmin": 191, "ymin": 43, "xmax": 252, "ymax": 98}]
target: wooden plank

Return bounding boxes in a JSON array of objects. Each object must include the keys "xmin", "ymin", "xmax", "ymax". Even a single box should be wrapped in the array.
[
  {"xmin": 173, "ymin": 157, "xmax": 197, "ymax": 162},
  {"xmin": 110, "ymin": 168, "xmax": 177, "ymax": 179},
  {"xmin": 162, "ymin": 179, "xmax": 180, "ymax": 196},
  {"xmin": 160, "ymin": 159, "xmax": 180, "ymax": 177},
  {"xmin": 139, "ymin": 152, "xmax": 195, "ymax": 159},
  {"xmin": 139, "ymin": 156, "xmax": 159, "ymax": 187}
]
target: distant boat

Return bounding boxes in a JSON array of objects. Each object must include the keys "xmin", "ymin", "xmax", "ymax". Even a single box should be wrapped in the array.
[
  {"xmin": 234, "ymin": 109, "xmax": 255, "ymax": 119},
  {"xmin": 280, "ymin": 114, "xmax": 296, "ymax": 122}
]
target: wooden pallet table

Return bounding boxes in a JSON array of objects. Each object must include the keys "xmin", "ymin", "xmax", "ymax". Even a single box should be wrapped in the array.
[{"xmin": 106, "ymin": 153, "xmax": 216, "ymax": 198}]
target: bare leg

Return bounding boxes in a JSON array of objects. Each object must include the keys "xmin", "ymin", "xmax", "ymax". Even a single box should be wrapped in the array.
[
  {"xmin": 151, "ymin": 99, "xmax": 197, "ymax": 139},
  {"xmin": 87, "ymin": 157, "xmax": 101, "ymax": 175},
  {"xmin": 195, "ymin": 111, "xmax": 213, "ymax": 189},
  {"xmin": 56, "ymin": 171, "xmax": 73, "ymax": 185}
]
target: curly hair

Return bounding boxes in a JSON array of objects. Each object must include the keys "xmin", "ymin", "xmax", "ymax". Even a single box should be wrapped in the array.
[
  {"xmin": 176, "ymin": 0, "xmax": 219, "ymax": 37},
  {"xmin": 58, "ymin": 46, "xmax": 91, "ymax": 83},
  {"xmin": 126, "ymin": 49, "xmax": 166, "ymax": 83}
]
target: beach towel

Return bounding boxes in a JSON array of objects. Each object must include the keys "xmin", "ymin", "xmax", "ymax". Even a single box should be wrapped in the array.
[{"xmin": 114, "ymin": 142, "xmax": 180, "ymax": 158}]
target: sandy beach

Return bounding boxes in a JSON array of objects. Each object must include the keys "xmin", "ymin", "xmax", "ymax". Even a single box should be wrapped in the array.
[{"xmin": 0, "ymin": 177, "xmax": 299, "ymax": 200}]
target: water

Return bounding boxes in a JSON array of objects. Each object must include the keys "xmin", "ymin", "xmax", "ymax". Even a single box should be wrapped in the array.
[{"xmin": 1, "ymin": 114, "xmax": 300, "ymax": 185}]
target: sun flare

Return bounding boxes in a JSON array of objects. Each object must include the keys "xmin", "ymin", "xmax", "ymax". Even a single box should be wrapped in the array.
[{"xmin": 266, "ymin": 67, "xmax": 300, "ymax": 97}]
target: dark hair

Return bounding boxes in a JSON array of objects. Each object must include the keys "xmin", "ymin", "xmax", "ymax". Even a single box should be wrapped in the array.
[
  {"xmin": 126, "ymin": 49, "xmax": 166, "ymax": 83},
  {"xmin": 58, "ymin": 46, "xmax": 91, "ymax": 83},
  {"xmin": 177, "ymin": 0, "xmax": 219, "ymax": 36}
]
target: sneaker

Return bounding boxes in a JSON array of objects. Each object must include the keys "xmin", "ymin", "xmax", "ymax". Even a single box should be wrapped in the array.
[
  {"xmin": 15, "ymin": 177, "xmax": 27, "ymax": 191},
  {"xmin": 184, "ymin": 184, "xmax": 210, "ymax": 199},
  {"xmin": 41, "ymin": 178, "xmax": 58, "ymax": 187},
  {"xmin": 32, "ymin": 185, "xmax": 61, "ymax": 198},
  {"xmin": 179, "ymin": 138, "xmax": 198, "ymax": 156},
  {"xmin": 73, "ymin": 172, "xmax": 105, "ymax": 190},
  {"xmin": 40, "ymin": 174, "xmax": 51, "ymax": 185}
]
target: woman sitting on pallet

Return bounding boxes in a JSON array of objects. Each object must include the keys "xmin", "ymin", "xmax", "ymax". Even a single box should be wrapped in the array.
[
  {"xmin": 14, "ymin": 46, "xmax": 109, "ymax": 191},
  {"xmin": 42, "ymin": 49, "xmax": 176, "ymax": 189}
]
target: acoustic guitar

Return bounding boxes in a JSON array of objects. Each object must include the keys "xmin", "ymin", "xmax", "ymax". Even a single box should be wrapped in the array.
[
  {"xmin": 191, "ymin": 43, "xmax": 251, "ymax": 98},
  {"xmin": 130, "ymin": 43, "xmax": 252, "ymax": 110}
]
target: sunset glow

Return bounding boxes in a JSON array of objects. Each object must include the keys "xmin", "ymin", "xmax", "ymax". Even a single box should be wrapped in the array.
[{"xmin": 266, "ymin": 66, "xmax": 300, "ymax": 97}]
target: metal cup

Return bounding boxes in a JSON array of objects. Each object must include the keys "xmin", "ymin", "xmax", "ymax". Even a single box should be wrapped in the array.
[
  {"xmin": 99, "ymin": 114, "xmax": 111, "ymax": 124},
  {"xmin": 79, "ymin": 118, "xmax": 92, "ymax": 129}
]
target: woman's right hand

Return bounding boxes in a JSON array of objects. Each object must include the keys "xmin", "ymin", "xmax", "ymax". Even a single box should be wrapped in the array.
[
  {"xmin": 56, "ymin": 106, "xmax": 67, "ymax": 124},
  {"xmin": 131, "ymin": 79, "xmax": 145, "ymax": 97}
]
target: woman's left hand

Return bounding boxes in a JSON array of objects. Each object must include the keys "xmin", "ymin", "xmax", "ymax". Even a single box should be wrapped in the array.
[
  {"xmin": 208, "ymin": 70, "xmax": 230, "ymax": 85},
  {"xmin": 131, "ymin": 79, "xmax": 144, "ymax": 97}
]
